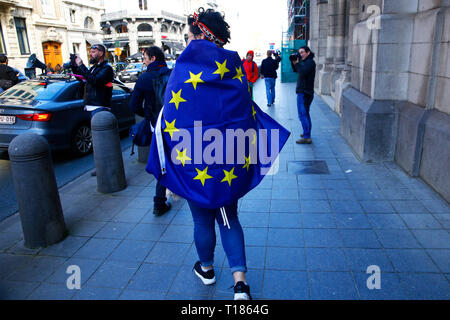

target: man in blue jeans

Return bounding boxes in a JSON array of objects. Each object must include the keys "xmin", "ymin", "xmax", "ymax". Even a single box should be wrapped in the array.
[
  {"xmin": 293, "ymin": 46, "xmax": 316, "ymax": 144},
  {"xmin": 260, "ymin": 50, "xmax": 281, "ymax": 106}
]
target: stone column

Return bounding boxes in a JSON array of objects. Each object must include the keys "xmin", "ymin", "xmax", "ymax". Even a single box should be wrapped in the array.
[
  {"xmin": 318, "ymin": 0, "xmax": 335, "ymax": 95},
  {"xmin": 333, "ymin": 0, "xmax": 358, "ymax": 113},
  {"xmin": 128, "ymin": 19, "xmax": 139, "ymax": 54},
  {"xmin": 330, "ymin": 0, "xmax": 346, "ymax": 98}
]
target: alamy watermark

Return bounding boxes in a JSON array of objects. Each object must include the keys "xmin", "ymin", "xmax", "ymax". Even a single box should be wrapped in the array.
[
  {"xmin": 168, "ymin": 121, "xmax": 281, "ymax": 176},
  {"xmin": 366, "ymin": 265, "xmax": 381, "ymax": 290},
  {"xmin": 66, "ymin": 265, "xmax": 81, "ymax": 290},
  {"xmin": 366, "ymin": 5, "xmax": 381, "ymax": 30}
]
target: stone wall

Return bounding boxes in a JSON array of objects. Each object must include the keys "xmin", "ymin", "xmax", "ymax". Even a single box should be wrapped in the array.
[{"xmin": 310, "ymin": 0, "xmax": 450, "ymax": 202}]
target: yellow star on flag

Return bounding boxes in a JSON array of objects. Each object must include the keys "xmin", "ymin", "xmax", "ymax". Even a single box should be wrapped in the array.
[
  {"xmin": 252, "ymin": 105, "xmax": 256, "ymax": 120},
  {"xmin": 169, "ymin": 89, "xmax": 187, "ymax": 110},
  {"xmin": 176, "ymin": 149, "xmax": 191, "ymax": 167},
  {"xmin": 213, "ymin": 59, "xmax": 230, "ymax": 80},
  {"xmin": 243, "ymin": 155, "xmax": 251, "ymax": 171},
  {"xmin": 193, "ymin": 167, "xmax": 213, "ymax": 186},
  {"xmin": 221, "ymin": 167, "xmax": 238, "ymax": 187},
  {"xmin": 233, "ymin": 66, "xmax": 245, "ymax": 83},
  {"xmin": 164, "ymin": 119, "xmax": 180, "ymax": 139},
  {"xmin": 185, "ymin": 71, "xmax": 205, "ymax": 90}
]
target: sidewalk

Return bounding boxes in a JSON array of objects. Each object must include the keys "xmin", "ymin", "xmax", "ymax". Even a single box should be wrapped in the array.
[{"xmin": 0, "ymin": 79, "xmax": 449, "ymax": 300}]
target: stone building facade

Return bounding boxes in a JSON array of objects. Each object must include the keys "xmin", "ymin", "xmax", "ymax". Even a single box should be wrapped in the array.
[
  {"xmin": 307, "ymin": 0, "xmax": 450, "ymax": 201},
  {"xmin": 0, "ymin": 0, "xmax": 105, "ymax": 72},
  {"xmin": 100, "ymin": 3, "xmax": 187, "ymax": 62}
]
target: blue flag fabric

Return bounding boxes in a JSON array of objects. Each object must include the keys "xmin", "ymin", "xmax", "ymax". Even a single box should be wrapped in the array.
[{"xmin": 146, "ymin": 39, "xmax": 290, "ymax": 209}]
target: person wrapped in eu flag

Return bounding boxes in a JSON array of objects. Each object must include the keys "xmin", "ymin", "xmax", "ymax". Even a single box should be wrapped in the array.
[{"xmin": 146, "ymin": 7, "xmax": 290, "ymax": 300}]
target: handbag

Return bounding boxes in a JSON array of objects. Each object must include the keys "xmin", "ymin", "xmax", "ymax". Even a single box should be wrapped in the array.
[{"xmin": 129, "ymin": 119, "xmax": 152, "ymax": 155}]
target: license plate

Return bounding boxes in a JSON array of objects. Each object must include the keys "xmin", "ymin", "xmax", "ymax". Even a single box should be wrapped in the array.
[{"xmin": 0, "ymin": 115, "xmax": 15, "ymax": 124}]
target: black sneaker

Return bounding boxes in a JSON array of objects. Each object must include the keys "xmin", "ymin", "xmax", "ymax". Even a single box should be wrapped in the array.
[
  {"xmin": 193, "ymin": 261, "xmax": 216, "ymax": 285},
  {"xmin": 234, "ymin": 281, "xmax": 252, "ymax": 300},
  {"xmin": 153, "ymin": 202, "xmax": 171, "ymax": 216}
]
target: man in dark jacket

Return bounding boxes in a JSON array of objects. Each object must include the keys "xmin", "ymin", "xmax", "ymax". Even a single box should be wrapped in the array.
[
  {"xmin": 73, "ymin": 44, "xmax": 114, "ymax": 116},
  {"xmin": 0, "ymin": 54, "xmax": 19, "ymax": 92},
  {"xmin": 129, "ymin": 46, "xmax": 172, "ymax": 216},
  {"xmin": 294, "ymin": 46, "xmax": 316, "ymax": 144},
  {"xmin": 260, "ymin": 50, "xmax": 281, "ymax": 106}
]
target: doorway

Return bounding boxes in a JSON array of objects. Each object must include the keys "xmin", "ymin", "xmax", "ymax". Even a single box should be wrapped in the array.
[{"xmin": 42, "ymin": 41, "xmax": 63, "ymax": 72}]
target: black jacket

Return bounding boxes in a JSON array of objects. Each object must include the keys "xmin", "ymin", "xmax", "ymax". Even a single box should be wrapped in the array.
[
  {"xmin": 73, "ymin": 61, "xmax": 114, "ymax": 107},
  {"xmin": 260, "ymin": 55, "xmax": 281, "ymax": 79},
  {"xmin": 295, "ymin": 53, "xmax": 316, "ymax": 95},
  {"xmin": 0, "ymin": 64, "xmax": 19, "ymax": 91},
  {"xmin": 129, "ymin": 60, "xmax": 171, "ymax": 127}
]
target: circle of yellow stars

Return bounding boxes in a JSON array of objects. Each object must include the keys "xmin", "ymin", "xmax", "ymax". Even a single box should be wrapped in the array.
[{"xmin": 162, "ymin": 57, "xmax": 258, "ymax": 188}]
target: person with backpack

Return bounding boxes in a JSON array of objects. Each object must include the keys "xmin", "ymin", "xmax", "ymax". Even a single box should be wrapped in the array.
[
  {"xmin": 129, "ymin": 46, "xmax": 172, "ymax": 216},
  {"xmin": 242, "ymin": 50, "xmax": 258, "ymax": 100},
  {"xmin": 0, "ymin": 54, "xmax": 19, "ymax": 91}
]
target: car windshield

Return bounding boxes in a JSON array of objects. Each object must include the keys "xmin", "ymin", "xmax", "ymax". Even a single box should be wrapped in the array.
[
  {"xmin": 0, "ymin": 80, "xmax": 66, "ymax": 101},
  {"xmin": 126, "ymin": 63, "xmax": 142, "ymax": 70}
]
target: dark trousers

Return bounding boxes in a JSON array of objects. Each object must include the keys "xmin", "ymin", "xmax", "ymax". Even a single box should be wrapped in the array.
[{"xmin": 154, "ymin": 180, "xmax": 167, "ymax": 207}]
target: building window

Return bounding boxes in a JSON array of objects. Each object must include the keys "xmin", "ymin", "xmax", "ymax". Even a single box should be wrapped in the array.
[
  {"xmin": 84, "ymin": 17, "xmax": 94, "ymax": 29},
  {"xmin": 115, "ymin": 25, "xmax": 128, "ymax": 33},
  {"xmin": 41, "ymin": 0, "xmax": 55, "ymax": 17},
  {"xmin": 72, "ymin": 43, "xmax": 80, "ymax": 54},
  {"xmin": 0, "ymin": 22, "xmax": 6, "ymax": 54},
  {"xmin": 14, "ymin": 18, "xmax": 30, "ymax": 55},
  {"xmin": 70, "ymin": 9, "xmax": 76, "ymax": 23},
  {"xmin": 161, "ymin": 24, "xmax": 168, "ymax": 33},
  {"xmin": 137, "ymin": 23, "xmax": 152, "ymax": 32},
  {"xmin": 139, "ymin": 0, "xmax": 148, "ymax": 10}
]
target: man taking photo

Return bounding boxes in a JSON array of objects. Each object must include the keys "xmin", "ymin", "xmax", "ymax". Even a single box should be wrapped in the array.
[
  {"xmin": 293, "ymin": 46, "xmax": 316, "ymax": 144},
  {"xmin": 73, "ymin": 44, "xmax": 114, "ymax": 116}
]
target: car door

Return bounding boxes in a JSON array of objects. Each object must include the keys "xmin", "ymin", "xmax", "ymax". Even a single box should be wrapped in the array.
[{"xmin": 110, "ymin": 84, "xmax": 133, "ymax": 130}]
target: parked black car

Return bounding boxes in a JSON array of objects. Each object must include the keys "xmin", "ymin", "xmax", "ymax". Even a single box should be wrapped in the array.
[{"xmin": 0, "ymin": 75, "xmax": 135, "ymax": 156}]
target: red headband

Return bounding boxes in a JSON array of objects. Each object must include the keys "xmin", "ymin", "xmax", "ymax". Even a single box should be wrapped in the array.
[{"xmin": 193, "ymin": 12, "xmax": 225, "ymax": 46}]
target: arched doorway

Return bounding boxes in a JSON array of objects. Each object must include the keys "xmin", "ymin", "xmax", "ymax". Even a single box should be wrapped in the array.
[{"xmin": 42, "ymin": 41, "xmax": 62, "ymax": 72}]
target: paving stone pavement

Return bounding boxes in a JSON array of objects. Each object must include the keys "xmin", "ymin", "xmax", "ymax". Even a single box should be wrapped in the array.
[{"xmin": 0, "ymin": 79, "xmax": 449, "ymax": 300}]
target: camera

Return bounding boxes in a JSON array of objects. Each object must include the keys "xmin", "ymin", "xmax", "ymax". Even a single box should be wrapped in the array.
[
  {"xmin": 69, "ymin": 53, "xmax": 77, "ymax": 67},
  {"xmin": 289, "ymin": 52, "xmax": 301, "ymax": 62}
]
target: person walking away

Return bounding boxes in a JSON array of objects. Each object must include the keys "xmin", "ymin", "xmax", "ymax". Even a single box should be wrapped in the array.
[
  {"xmin": 242, "ymin": 50, "xmax": 258, "ymax": 100},
  {"xmin": 294, "ymin": 46, "xmax": 316, "ymax": 144},
  {"xmin": 0, "ymin": 54, "xmax": 19, "ymax": 92},
  {"xmin": 260, "ymin": 50, "xmax": 281, "ymax": 106},
  {"xmin": 128, "ymin": 46, "xmax": 172, "ymax": 216},
  {"xmin": 146, "ymin": 7, "xmax": 290, "ymax": 300}
]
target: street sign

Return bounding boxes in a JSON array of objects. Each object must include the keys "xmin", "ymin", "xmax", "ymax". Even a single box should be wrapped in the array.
[
  {"xmin": 114, "ymin": 47, "xmax": 122, "ymax": 56},
  {"xmin": 115, "ymin": 40, "xmax": 120, "ymax": 47}
]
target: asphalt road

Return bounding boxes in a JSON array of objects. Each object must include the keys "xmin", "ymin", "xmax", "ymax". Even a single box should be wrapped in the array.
[{"xmin": 0, "ymin": 135, "xmax": 133, "ymax": 222}]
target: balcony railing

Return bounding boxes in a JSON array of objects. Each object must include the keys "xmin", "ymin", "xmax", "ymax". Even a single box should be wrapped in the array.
[
  {"xmin": 115, "ymin": 32, "xmax": 129, "ymax": 39},
  {"xmin": 138, "ymin": 31, "xmax": 153, "ymax": 38}
]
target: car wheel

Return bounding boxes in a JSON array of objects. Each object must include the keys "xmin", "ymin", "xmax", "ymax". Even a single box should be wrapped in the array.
[{"xmin": 71, "ymin": 123, "xmax": 93, "ymax": 156}]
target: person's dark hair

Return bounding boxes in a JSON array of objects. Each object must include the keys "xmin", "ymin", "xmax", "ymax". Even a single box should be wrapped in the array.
[
  {"xmin": 0, "ymin": 54, "xmax": 7, "ymax": 64},
  {"xmin": 144, "ymin": 46, "xmax": 165, "ymax": 62},
  {"xmin": 300, "ymin": 46, "xmax": 311, "ymax": 53},
  {"xmin": 187, "ymin": 7, "xmax": 231, "ymax": 45}
]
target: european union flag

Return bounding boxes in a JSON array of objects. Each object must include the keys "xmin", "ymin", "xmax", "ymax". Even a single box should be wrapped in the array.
[{"xmin": 146, "ymin": 39, "xmax": 290, "ymax": 209}]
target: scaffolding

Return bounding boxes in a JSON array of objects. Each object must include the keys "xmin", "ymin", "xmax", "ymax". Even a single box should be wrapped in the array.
[{"xmin": 281, "ymin": 0, "xmax": 308, "ymax": 83}]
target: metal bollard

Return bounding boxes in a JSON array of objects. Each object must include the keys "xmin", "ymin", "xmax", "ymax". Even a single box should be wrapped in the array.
[
  {"xmin": 8, "ymin": 133, "xmax": 67, "ymax": 249},
  {"xmin": 91, "ymin": 111, "xmax": 127, "ymax": 193}
]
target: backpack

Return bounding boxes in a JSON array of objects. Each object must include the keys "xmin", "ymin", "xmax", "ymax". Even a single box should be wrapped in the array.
[{"xmin": 129, "ymin": 68, "xmax": 172, "ymax": 155}]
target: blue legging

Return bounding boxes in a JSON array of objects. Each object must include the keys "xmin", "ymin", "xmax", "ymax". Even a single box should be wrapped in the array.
[{"xmin": 188, "ymin": 200, "xmax": 247, "ymax": 274}]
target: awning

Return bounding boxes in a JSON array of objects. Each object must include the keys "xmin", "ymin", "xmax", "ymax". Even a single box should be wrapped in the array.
[
  {"xmin": 162, "ymin": 40, "xmax": 185, "ymax": 53},
  {"xmin": 126, "ymin": 52, "xmax": 143, "ymax": 61}
]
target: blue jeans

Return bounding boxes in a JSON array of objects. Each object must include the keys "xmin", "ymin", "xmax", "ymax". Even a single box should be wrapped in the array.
[
  {"xmin": 297, "ymin": 93, "xmax": 313, "ymax": 139},
  {"xmin": 188, "ymin": 200, "xmax": 247, "ymax": 274},
  {"xmin": 264, "ymin": 78, "xmax": 276, "ymax": 104}
]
